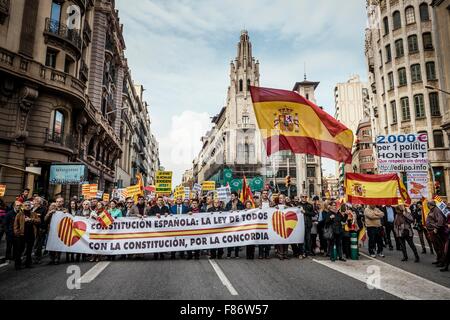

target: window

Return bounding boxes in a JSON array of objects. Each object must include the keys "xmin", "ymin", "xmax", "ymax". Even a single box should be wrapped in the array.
[
  {"xmin": 395, "ymin": 39, "xmax": 404, "ymax": 57},
  {"xmin": 45, "ymin": 48, "xmax": 58, "ymax": 68},
  {"xmin": 379, "ymin": 50, "xmax": 383, "ymax": 65},
  {"xmin": 430, "ymin": 92, "xmax": 441, "ymax": 116},
  {"xmin": 50, "ymin": 1, "xmax": 62, "ymax": 32},
  {"xmin": 426, "ymin": 62, "xmax": 436, "ymax": 80},
  {"xmin": 388, "ymin": 72, "xmax": 394, "ymax": 90},
  {"xmin": 423, "ymin": 32, "xmax": 433, "ymax": 50},
  {"xmin": 414, "ymin": 94, "xmax": 425, "ymax": 118},
  {"xmin": 383, "ymin": 17, "xmax": 389, "ymax": 35},
  {"xmin": 52, "ymin": 110, "xmax": 65, "ymax": 142},
  {"xmin": 307, "ymin": 167, "xmax": 316, "ymax": 178},
  {"xmin": 247, "ymin": 79, "xmax": 251, "ymax": 91},
  {"xmin": 411, "ymin": 64, "xmax": 422, "ymax": 82},
  {"xmin": 405, "ymin": 6, "xmax": 416, "ymax": 24},
  {"xmin": 242, "ymin": 115, "xmax": 249, "ymax": 125},
  {"xmin": 433, "ymin": 130, "xmax": 444, "ymax": 148},
  {"xmin": 408, "ymin": 35, "xmax": 419, "ymax": 53},
  {"xmin": 419, "ymin": 3, "xmax": 430, "ymax": 21},
  {"xmin": 401, "ymin": 97, "xmax": 410, "ymax": 121},
  {"xmin": 390, "ymin": 101, "xmax": 398, "ymax": 124},
  {"xmin": 384, "ymin": 104, "xmax": 388, "ymax": 126},
  {"xmin": 385, "ymin": 44, "xmax": 392, "ymax": 62},
  {"xmin": 64, "ymin": 56, "xmax": 74, "ymax": 74},
  {"xmin": 393, "ymin": 11, "xmax": 401, "ymax": 29},
  {"xmin": 239, "ymin": 79, "xmax": 243, "ymax": 92},
  {"xmin": 381, "ymin": 76, "xmax": 385, "ymax": 94},
  {"xmin": 398, "ymin": 68, "xmax": 407, "ymax": 86}
]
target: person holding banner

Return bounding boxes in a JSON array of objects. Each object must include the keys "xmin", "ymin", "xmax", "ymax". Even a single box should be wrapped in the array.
[
  {"xmin": 426, "ymin": 201, "xmax": 446, "ymax": 268},
  {"xmin": 149, "ymin": 196, "xmax": 170, "ymax": 260},
  {"xmin": 187, "ymin": 199, "xmax": 202, "ymax": 260},
  {"xmin": 258, "ymin": 189, "xmax": 273, "ymax": 259},
  {"xmin": 225, "ymin": 192, "xmax": 244, "ymax": 259},
  {"xmin": 394, "ymin": 205, "xmax": 420, "ymax": 263},
  {"xmin": 275, "ymin": 194, "xmax": 290, "ymax": 260},
  {"xmin": 208, "ymin": 199, "xmax": 225, "ymax": 259},
  {"xmin": 170, "ymin": 197, "xmax": 189, "ymax": 215},
  {"xmin": 45, "ymin": 197, "xmax": 66, "ymax": 265},
  {"xmin": 108, "ymin": 200, "xmax": 123, "ymax": 218},
  {"xmin": 244, "ymin": 200, "xmax": 256, "ymax": 260},
  {"xmin": 66, "ymin": 200, "xmax": 80, "ymax": 263}
]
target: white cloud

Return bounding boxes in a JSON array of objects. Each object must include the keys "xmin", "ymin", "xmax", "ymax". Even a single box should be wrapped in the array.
[{"xmin": 157, "ymin": 111, "xmax": 212, "ymax": 184}]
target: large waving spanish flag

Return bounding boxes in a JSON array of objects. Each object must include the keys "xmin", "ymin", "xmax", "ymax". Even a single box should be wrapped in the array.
[
  {"xmin": 250, "ymin": 86, "xmax": 354, "ymax": 163},
  {"xmin": 345, "ymin": 173, "xmax": 400, "ymax": 206}
]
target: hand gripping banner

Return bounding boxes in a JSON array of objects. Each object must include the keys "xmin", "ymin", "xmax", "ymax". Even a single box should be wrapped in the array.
[{"xmin": 46, "ymin": 208, "xmax": 305, "ymax": 255}]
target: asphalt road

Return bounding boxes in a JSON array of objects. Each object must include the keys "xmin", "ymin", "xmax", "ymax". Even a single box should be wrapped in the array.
[{"xmin": 0, "ymin": 232, "xmax": 449, "ymax": 300}]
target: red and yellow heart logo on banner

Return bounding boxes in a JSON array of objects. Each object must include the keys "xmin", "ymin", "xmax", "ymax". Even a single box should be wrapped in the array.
[
  {"xmin": 57, "ymin": 217, "xmax": 87, "ymax": 247},
  {"xmin": 272, "ymin": 211, "xmax": 298, "ymax": 239}
]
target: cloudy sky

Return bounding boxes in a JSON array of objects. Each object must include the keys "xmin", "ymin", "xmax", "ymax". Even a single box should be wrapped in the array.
[{"xmin": 115, "ymin": 0, "xmax": 369, "ymax": 185}]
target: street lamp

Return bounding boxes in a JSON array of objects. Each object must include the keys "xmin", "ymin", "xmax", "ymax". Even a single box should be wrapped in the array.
[{"xmin": 425, "ymin": 85, "xmax": 450, "ymax": 96}]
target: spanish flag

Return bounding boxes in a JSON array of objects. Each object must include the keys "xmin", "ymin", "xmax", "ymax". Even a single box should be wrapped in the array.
[
  {"xmin": 97, "ymin": 210, "xmax": 114, "ymax": 228},
  {"xmin": 398, "ymin": 178, "xmax": 412, "ymax": 206},
  {"xmin": 421, "ymin": 197, "xmax": 430, "ymax": 226},
  {"xmin": 345, "ymin": 173, "xmax": 399, "ymax": 206},
  {"xmin": 250, "ymin": 86, "xmax": 354, "ymax": 164},
  {"xmin": 240, "ymin": 176, "xmax": 255, "ymax": 208}
]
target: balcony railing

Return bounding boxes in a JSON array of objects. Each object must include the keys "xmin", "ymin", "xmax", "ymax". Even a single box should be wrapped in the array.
[
  {"xmin": 0, "ymin": 0, "xmax": 9, "ymax": 24},
  {"xmin": 44, "ymin": 18, "xmax": 82, "ymax": 54},
  {"xmin": 45, "ymin": 128, "xmax": 75, "ymax": 150},
  {"xmin": 79, "ymin": 59, "xmax": 89, "ymax": 82}
]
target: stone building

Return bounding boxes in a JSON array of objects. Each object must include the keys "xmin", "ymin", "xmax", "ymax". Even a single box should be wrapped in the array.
[
  {"xmin": 365, "ymin": 0, "xmax": 449, "ymax": 198},
  {"xmin": 0, "ymin": 0, "xmax": 158, "ymax": 203}
]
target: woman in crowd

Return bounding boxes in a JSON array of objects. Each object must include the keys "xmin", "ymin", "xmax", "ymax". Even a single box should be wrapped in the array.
[
  {"xmin": 208, "ymin": 198, "xmax": 224, "ymax": 259},
  {"xmin": 244, "ymin": 200, "xmax": 256, "ymax": 260},
  {"xmin": 108, "ymin": 200, "xmax": 123, "ymax": 218},
  {"xmin": 88, "ymin": 202, "xmax": 107, "ymax": 262},
  {"xmin": 66, "ymin": 200, "xmax": 79, "ymax": 263},
  {"xmin": 394, "ymin": 205, "xmax": 420, "ymax": 263},
  {"xmin": 78, "ymin": 200, "xmax": 93, "ymax": 218}
]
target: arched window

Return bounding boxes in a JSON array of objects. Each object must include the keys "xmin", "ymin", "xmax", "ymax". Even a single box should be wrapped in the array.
[
  {"xmin": 405, "ymin": 6, "xmax": 415, "ymax": 24},
  {"xmin": 419, "ymin": 3, "xmax": 429, "ymax": 21},
  {"xmin": 239, "ymin": 79, "xmax": 243, "ymax": 92},
  {"xmin": 393, "ymin": 11, "xmax": 401, "ymax": 29},
  {"xmin": 51, "ymin": 110, "xmax": 65, "ymax": 142}
]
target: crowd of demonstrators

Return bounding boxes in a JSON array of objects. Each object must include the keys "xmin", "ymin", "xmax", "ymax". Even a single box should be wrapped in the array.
[{"xmin": 0, "ymin": 187, "xmax": 449, "ymax": 273}]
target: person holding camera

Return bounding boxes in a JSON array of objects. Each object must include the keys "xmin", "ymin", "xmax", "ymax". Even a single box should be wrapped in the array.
[{"xmin": 394, "ymin": 205, "xmax": 420, "ymax": 263}]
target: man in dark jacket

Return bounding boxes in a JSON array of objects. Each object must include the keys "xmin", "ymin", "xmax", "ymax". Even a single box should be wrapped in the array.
[
  {"xmin": 170, "ymin": 197, "xmax": 190, "ymax": 215},
  {"xmin": 382, "ymin": 205, "xmax": 400, "ymax": 251},
  {"xmin": 426, "ymin": 201, "xmax": 446, "ymax": 267},
  {"xmin": 148, "ymin": 196, "xmax": 170, "ymax": 260},
  {"xmin": 298, "ymin": 194, "xmax": 315, "ymax": 258},
  {"xmin": 5, "ymin": 201, "xmax": 22, "ymax": 262}
]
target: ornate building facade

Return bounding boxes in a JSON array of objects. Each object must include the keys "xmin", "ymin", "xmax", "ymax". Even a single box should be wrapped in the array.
[
  {"xmin": 0, "ymin": 0, "xmax": 159, "ymax": 203},
  {"xmin": 365, "ymin": 0, "xmax": 449, "ymax": 198}
]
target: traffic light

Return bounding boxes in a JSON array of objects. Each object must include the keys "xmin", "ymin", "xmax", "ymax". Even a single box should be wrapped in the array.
[{"xmin": 285, "ymin": 176, "xmax": 291, "ymax": 187}]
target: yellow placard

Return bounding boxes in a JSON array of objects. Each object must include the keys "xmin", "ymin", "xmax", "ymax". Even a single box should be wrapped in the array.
[
  {"xmin": 0, "ymin": 185, "xmax": 6, "ymax": 197},
  {"xmin": 127, "ymin": 185, "xmax": 141, "ymax": 197},
  {"xmin": 103, "ymin": 193, "xmax": 110, "ymax": 202},
  {"xmin": 156, "ymin": 171, "xmax": 173, "ymax": 194},
  {"xmin": 202, "ymin": 181, "xmax": 216, "ymax": 191}
]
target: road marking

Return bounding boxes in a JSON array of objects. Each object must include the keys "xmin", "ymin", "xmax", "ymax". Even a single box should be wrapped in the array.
[
  {"xmin": 208, "ymin": 259, "xmax": 238, "ymax": 296},
  {"xmin": 313, "ymin": 255, "xmax": 450, "ymax": 300},
  {"xmin": 77, "ymin": 262, "xmax": 110, "ymax": 284}
]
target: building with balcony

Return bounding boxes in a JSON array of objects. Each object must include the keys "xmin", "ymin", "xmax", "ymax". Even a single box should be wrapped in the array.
[
  {"xmin": 352, "ymin": 120, "xmax": 376, "ymax": 174},
  {"xmin": 365, "ymin": 0, "xmax": 449, "ymax": 199},
  {"xmin": 0, "ymin": 0, "xmax": 156, "ymax": 202},
  {"xmin": 192, "ymin": 31, "xmax": 322, "ymax": 197}
]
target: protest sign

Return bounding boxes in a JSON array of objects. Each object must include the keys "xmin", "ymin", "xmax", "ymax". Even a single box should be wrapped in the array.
[
  {"xmin": 156, "ymin": 171, "xmax": 173, "ymax": 195},
  {"xmin": 0, "ymin": 185, "xmax": 6, "ymax": 197},
  {"xmin": 202, "ymin": 181, "xmax": 216, "ymax": 191},
  {"xmin": 217, "ymin": 186, "xmax": 231, "ymax": 203},
  {"xmin": 407, "ymin": 172, "xmax": 429, "ymax": 199},
  {"xmin": 376, "ymin": 134, "xmax": 428, "ymax": 173},
  {"xmin": 46, "ymin": 208, "xmax": 305, "ymax": 255}
]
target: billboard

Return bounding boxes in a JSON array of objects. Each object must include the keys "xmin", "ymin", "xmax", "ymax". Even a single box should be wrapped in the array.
[
  {"xmin": 376, "ymin": 134, "xmax": 428, "ymax": 173},
  {"xmin": 49, "ymin": 164, "xmax": 87, "ymax": 185}
]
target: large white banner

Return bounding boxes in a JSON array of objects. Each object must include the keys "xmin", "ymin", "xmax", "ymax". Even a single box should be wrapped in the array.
[
  {"xmin": 46, "ymin": 208, "xmax": 305, "ymax": 255},
  {"xmin": 376, "ymin": 134, "xmax": 428, "ymax": 173}
]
